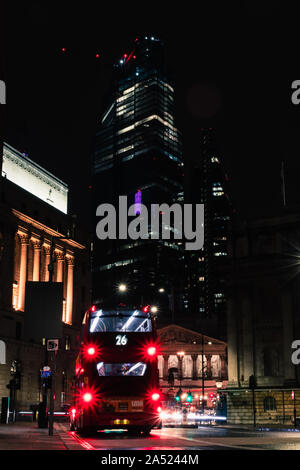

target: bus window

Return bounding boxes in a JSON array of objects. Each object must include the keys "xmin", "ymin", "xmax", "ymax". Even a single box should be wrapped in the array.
[
  {"xmin": 89, "ymin": 310, "xmax": 152, "ymax": 333},
  {"xmin": 96, "ymin": 362, "xmax": 147, "ymax": 377}
]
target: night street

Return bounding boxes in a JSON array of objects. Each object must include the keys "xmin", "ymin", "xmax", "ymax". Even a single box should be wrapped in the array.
[
  {"xmin": 3, "ymin": 3, "xmax": 300, "ymax": 455},
  {"xmin": 55, "ymin": 424, "xmax": 300, "ymax": 451}
]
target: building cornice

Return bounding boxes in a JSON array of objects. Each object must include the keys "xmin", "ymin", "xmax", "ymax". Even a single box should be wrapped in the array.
[{"xmin": 12, "ymin": 208, "xmax": 86, "ymax": 251}]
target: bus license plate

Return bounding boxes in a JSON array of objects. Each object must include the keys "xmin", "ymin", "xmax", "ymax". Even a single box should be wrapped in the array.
[{"xmin": 131, "ymin": 400, "xmax": 143, "ymax": 411}]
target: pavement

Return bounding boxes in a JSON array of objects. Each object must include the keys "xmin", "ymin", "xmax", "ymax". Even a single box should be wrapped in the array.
[
  {"xmin": 214, "ymin": 423, "xmax": 300, "ymax": 432},
  {"xmin": 1, "ymin": 420, "xmax": 300, "ymax": 451},
  {"xmin": 0, "ymin": 420, "xmax": 83, "ymax": 450}
]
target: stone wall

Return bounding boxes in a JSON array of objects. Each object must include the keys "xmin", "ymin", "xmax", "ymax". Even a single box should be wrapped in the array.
[{"xmin": 227, "ymin": 389, "xmax": 299, "ymax": 425}]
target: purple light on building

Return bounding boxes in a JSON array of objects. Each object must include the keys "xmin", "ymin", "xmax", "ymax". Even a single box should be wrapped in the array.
[{"xmin": 134, "ymin": 189, "xmax": 142, "ymax": 215}]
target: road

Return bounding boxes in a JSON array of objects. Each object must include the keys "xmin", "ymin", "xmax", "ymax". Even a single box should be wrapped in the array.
[{"xmin": 56, "ymin": 424, "xmax": 300, "ymax": 450}]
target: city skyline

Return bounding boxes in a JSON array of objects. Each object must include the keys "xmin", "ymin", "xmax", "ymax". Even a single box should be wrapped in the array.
[
  {"xmin": 3, "ymin": 3, "xmax": 300, "ymax": 452},
  {"xmin": 2, "ymin": 5, "xmax": 300, "ymax": 227}
]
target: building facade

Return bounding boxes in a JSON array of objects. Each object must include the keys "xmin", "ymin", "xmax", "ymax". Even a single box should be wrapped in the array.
[
  {"xmin": 157, "ymin": 324, "xmax": 227, "ymax": 409},
  {"xmin": 225, "ymin": 211, "xmax": 300, "ymax": 425},
  {"xmin": 0, "ymin": 143, "xmax": 90, "ymax": 413},
  {"xmin": 92, "ymin": 35, "xmax": 185, "ymax": 326}
]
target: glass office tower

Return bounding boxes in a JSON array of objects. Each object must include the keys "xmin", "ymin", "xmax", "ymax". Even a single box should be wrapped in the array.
[
  {"xmin": 186, "ymin": 129, "xmax": 232, "ymax": 340},
  {"xmin": 92, "ymin": 35, "xmax": 184, "ymax": 325}
]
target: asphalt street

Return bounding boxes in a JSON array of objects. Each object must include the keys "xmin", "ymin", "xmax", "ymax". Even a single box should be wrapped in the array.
[{"xmin": 55, "ymin": 424, "xmax": 300, "ymax": 451}]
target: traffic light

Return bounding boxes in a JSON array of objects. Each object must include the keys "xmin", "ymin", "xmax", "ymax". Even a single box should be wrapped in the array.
[
  {"xmin": 186, "ymin": 392, "xmax": 193, "ymax": 403},
  {"xmin": 14, "ymin": 371, "xmax": 21, "ymax": 390},
  {"xmin": 6, "ymin": 372, "xmax": 21, "ymax": 390},
  {"xmin": 175, "ymin": 388, "xmax": 182, "ymax": 402},
  {"xmin": 41, "ymin": 375, "xmax": 52, "ymax": 390}
]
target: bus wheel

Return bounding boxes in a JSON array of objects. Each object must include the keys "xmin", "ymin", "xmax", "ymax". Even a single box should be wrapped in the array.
[
  {"xmin": 127, "ymin": 427, "xmax": 141, "ymax": 437},
  {"xmin": 141, "ymin": 426, "xmax": 152, "ymax": 437},
  {"xmin": 70, "ymin": 421, "xmax": 75, "ymax": 431},
  {"xmin": 78, "ymin": 426, "xmax": 96, "ymax": 437}
]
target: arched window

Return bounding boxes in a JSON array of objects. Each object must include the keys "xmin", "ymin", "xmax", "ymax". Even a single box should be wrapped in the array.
[
  {"xmin": 0, "ymin": 340, "xmax": 6, "ymax": 364},
  {"xmin": 264, "ymin": 396, "xmax": 277, "ymax": 412}
]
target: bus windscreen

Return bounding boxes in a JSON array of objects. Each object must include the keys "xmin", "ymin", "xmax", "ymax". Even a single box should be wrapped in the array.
[
  {"xmin": 89, "ymin": 310, "xmax": 152, "ymax": 333},
  {"xmin": 96, "ymin": 362, "xmax": 147, "ymax": 377}
]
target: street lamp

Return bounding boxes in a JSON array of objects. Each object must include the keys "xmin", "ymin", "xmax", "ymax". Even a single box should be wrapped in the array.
[
  {"xmin": 176, "ymin": 351, "xmax": 185, "ymax": 400},
  {"xmin": 158, "ymin": 288, "xmax": 165, "ymax": 293},
  {"xmin": 118, "ymin": 283, "xmax": 127, "ymax": 292}
]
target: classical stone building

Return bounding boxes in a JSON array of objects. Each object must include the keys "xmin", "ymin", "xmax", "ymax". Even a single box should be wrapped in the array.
[
  {"xmin": 157, "ymin": 324, "xmax": 227, "ymax": 408},
  {"xmin": 0, "ymin": 143, "xmax": 90, "ymax": 413},
  {"xmin": 225, "ymin": 211, "xmax": 300, "ymax": 425}
]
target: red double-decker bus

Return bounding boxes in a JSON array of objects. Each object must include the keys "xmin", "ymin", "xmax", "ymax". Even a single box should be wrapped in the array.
[{"xmin": 70, "ymin": 303, "xmax": 162, "ymax": 436}]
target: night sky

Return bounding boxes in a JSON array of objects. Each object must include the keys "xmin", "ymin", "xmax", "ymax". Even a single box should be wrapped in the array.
[{"xmin": 2, "ymin": 1, "xmax": 300, "ymax": 227}]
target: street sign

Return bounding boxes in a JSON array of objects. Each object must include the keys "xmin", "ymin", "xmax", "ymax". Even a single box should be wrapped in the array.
[
  {"xmin": 41, "ymin": 370, "xmax": 52, "ymax": 378},
  {"xmin": 47, "ymin": 339, "xmax": 59, "ymax": 351}
]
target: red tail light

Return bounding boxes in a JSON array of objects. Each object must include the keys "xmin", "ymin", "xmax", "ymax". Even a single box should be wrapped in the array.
[
  {"xmin": 141, "ymin": 342, "xmax": 160, "ymax": 361},
  {"xmin": 90, "ymin": 305, "xmax": 96, "ymax": 312},
  {"xmin": 87, "ymin": 347, "xmax": 96, "ymax": 356},
  {"xmin": 83, "ymin": 392, "xmax": 93, "ymax": 403},
  {"xmin": 78, "ymin": 386, "xmax": 100, "ymax": 409},
  {"xmin": 151, "ymin": 393, "xmax": 160, "ymax": 401},
  {"xmin": 147, "ymin": 346, "xmax": 156, "ymax": 357},
  {"xmin": 82, "ymin": 343, "xmax": 100, "ymax": 361}
]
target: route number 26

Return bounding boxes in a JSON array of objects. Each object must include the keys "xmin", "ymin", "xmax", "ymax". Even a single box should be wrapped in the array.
[{"xmin": 115, "ymin": 335, "xmax": 128, "ymax": 346}]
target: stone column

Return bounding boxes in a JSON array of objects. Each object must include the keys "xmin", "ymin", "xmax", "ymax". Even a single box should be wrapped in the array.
[
  {"xmin": 32, "ymin": 240, "xmax": 41, "ymax": 281},
  {"xmin": 220, "ymin": 354, "xmax": 226, "ymax": 379},
  {"xmin": 282, "ymin": 285, "xmax": 296, "ymax": 383},
  {"xmin": 163, "ymin": 355, "xmax": 169, "ymax": 380},
  {"xmin": 56, "ymin": 251, "xmax": 64, "ymax": 283},
  {"xmin": 66, "ymin": 256, "xmax": 74, "ymax": 325},
  {"xmin": 178, "ymin": 356, "xmax": 183, "ymax": 380},
  {"xmin": 206, "ymin": 354, "xmax": 212, "ymax": 378},
  {"xmin": 18, "ymin": 233, "xmax": 29, "ymax": 311},
  {"xmin": 227, "ymin": 291, "xmax": 239, "ymax": 387},
  {"xmin": 44, "ymin": 245, "xmax": 51, "ymax": 282},
  {"xmin": 192, "ymin": 354, "xmax": 198, "ymax": 380}
]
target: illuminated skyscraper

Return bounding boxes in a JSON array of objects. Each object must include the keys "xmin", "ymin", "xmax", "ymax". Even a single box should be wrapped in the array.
[
  {"xmin": 92, "ymin": 35, "xmax": 184, "ymax": 324},
  {"xmin": 186, "ymin": 129, "xmax": 232, "ymax": 340}
]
